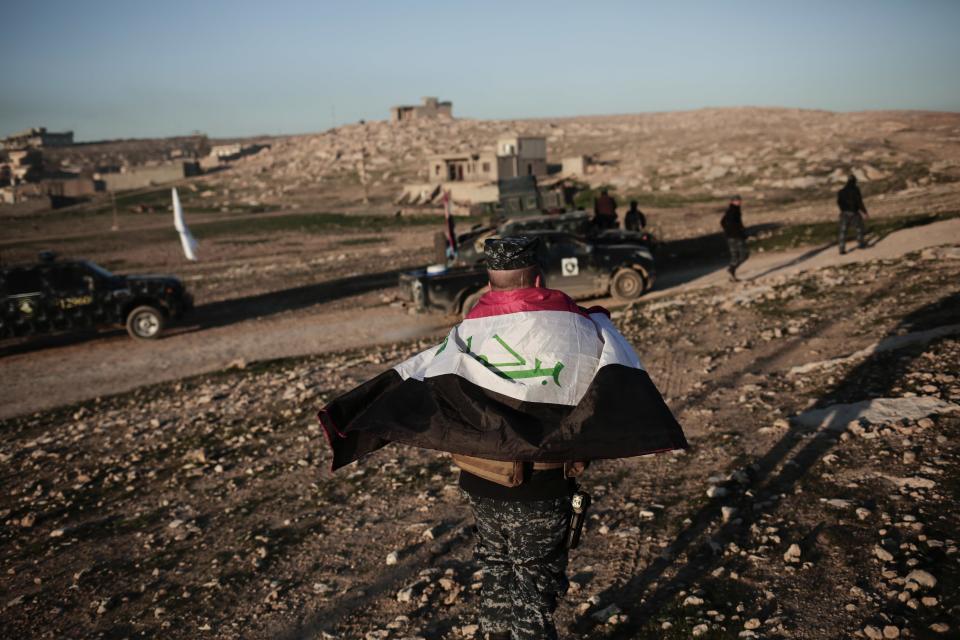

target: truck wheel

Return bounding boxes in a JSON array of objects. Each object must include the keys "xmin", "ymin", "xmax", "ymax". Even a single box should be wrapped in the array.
[
  {"xmin": 611, "ymin": 268, "xmax": 646, "ymax": 300},
  {"xmin": 460, "ymin": 289, "xmax": 485, "ymax": 320},
  {"xmin": 126, "ymin": 305, "xmax": 165, "ymax": 340}
]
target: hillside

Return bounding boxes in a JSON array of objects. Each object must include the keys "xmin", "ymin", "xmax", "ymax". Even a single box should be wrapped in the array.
[{"xmin": 202, "ymin": 108, "xmax": 960, "ymax": 216}]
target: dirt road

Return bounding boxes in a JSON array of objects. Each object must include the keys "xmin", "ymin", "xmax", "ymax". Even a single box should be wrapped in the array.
[
  {"xmin": 0, "ymin": 293, "xmax": 451, "ymax": 420},
  {"xmin": 651, "ymin": 216, "xmax": 960, "ymax": 295},
  {"xmin": 3, "ymin": 219, "xmax": 958, "ymax": 421}
]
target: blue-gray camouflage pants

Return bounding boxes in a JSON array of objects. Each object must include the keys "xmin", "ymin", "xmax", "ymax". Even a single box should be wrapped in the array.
[
  {"xmin": 727, "ymin": 237, "xmax": 749, "ymax": 272},
  {"xmin": 467, "ymin": 494, "xmax": 571, "ymax": 640},
  {"xmin": 838, "ymin": 210, "xmax": 866, "ymax": 252}
]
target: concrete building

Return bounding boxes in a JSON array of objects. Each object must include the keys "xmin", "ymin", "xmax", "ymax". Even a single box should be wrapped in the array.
[
  {"xmin": 97, "ymin": 161, "xmax": 201, "ymax": 192},
  {"xmin": 398, "ymin": 134, "xmax": 554, "ymax": 214},
  {"xmin": 495, "ymin": 136, "xmax": 547, "ymax": 179},
  {"xmin": 1, "ymin": 127, "xmax": 74, "ymax": 150},
  {"xmin": 2, "ymin": 149, "xmax": 43, "ymax": 183},
  {"xmin": 208, "ymin": 143, "xmax": 269, "ymax": 163},
  {"xmin": 390, "ymin": 97, "xmax": 453, "ymax": 123},
  {"xmin": 47, "ymin": 177, "xmax": 99, "ymax": 198},
  {"xmin": 428, "ymin": 151, "xmax": 498, "ymax": 183},
  {"xmin": 425, "ymin": 136, "xmax": 547, "ymax": 184},
  {"xmin": 562, "ymin": 155, "xmax": 590, "ymax": 176}
]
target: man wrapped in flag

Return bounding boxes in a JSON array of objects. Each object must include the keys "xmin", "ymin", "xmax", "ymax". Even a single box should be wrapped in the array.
[{"xmin": 319, "ymin": 236, "xmax": 686, "ymax": 640}]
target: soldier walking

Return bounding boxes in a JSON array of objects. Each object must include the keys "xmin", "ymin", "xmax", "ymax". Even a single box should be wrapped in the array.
[
  {"xmin": 837, "ymin": 175, "xmax": 869, "ymax": 254},
  {"xmin": 721, "ymin": 195, "xmax": 749, "ymax": 281},
  {"xmin": 453, "ymin": 239, "xmax": 583, "ymax": 640},
  {"xmin": 319, "ymin": 237, "xmax": 686, "ymax": 640},
  {"xmin": 624, "ymin": 200, "xmax": 647, "ymax": 232}
]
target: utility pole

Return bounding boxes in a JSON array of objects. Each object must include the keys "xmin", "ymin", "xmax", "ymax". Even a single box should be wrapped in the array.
[
  {"xmin": 110, "ymin": 190, "xmax": 119, "ymax": 231},
  {"xmin": 358, "ymin": 122, "xmax": 370, "ymax": 206}
]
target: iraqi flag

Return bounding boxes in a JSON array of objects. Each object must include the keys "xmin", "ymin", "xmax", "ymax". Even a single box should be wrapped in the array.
[{"xmin": 319, "ymin": 288, "xmax": 687, "ymax": 470}]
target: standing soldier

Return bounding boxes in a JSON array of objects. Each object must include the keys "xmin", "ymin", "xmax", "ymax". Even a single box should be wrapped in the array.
[
  {"xmin": 592, "ymin": 188, "xmax": 619, "ymax": 229},
  {"xmin": 624, "ymin": 200, "xmax": 647, "ymax": 232},
  {"xmin": 837, "ymin": 175, "xmax": 869, "ymax": 255},
  {"xmin": 319, "ymin": 237, "xmax": 686, "ymax": 640},
  {"xmin": 721, "ymin": 194, "xmax": 749, "ymax": 281}
]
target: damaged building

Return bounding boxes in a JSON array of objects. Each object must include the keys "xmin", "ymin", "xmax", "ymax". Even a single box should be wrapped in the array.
[
  {"xmin": 1, "ymin": 127, "xmax": 74, "ymax": 150},
  {"xmin": 390, "ymin": 97, "xmax": 453, "ymax": 123},
  {"xmin": 1, "ymin": 149, "xmax": 43, "ymax": 184},
  {"xmin": 208, "ymin": 143, "xmax": 270, "ymax": 163}
]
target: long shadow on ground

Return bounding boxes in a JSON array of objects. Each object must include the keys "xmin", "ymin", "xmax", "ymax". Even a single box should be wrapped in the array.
[
  {"xmin": 583, "ymin": 291, "xmax": 960, "ymax": 638},
  {"xmin": 272, "ymin": 515, "xmax": 471, "ymax": 640},
  {"xmin": 0, "ymin": 268, "xmax": 409, "ymax": 358},
  {"xmin": 188, "ymin": 268, "xmax": 405, "ymax": 331},
  {"xmin": 651, "ymin": 224, "xmax": 780, "ymax": 291}
]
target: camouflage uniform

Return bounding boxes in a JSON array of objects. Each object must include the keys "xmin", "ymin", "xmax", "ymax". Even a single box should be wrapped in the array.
[
  {"xmin": 837, "ymin": 177, "xmax": 868, "ymax": 254},
  {"xmin": 467, "ymin": 494, "xmax": 571, "ymax": 640},
  {"xmin": 838, "ymin": 210, "xmax": 866, "ymax": 253}
]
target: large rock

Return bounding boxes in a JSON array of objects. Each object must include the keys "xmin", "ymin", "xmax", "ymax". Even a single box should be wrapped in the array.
[
  {"xmin": 789, "ymin": 324, "xmax": 960, "ymax": 376},
  {"xmin": 792, "ymin": 396, "xmax": 959, "ymax": 431}
]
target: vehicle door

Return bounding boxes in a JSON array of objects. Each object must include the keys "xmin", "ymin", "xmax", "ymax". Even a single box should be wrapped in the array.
[
  {"xmin": 537, "ymin": 234, "xmax": 601, "ymax": 297},
  {"xmin": 48, "ymin": 263, "xmax": 98, "ymax": 326},
  {"xmin": 2, "ymin": 267, "xmax": 48, "ymax": 333}
]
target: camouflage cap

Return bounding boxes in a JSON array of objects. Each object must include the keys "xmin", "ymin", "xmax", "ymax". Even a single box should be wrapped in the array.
[{"xmin": 484, "ymin": 236, "xmax": 540, "ymax": 270}]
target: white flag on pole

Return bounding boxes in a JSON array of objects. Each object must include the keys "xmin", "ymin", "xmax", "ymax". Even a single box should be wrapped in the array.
[{"xmin": 172, "ymin": 188, "xmax": 198, "ymax": 261}]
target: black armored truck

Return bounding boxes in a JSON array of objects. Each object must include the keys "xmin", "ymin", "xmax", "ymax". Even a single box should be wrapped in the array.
[
  {"xmin": 1, "ymin": 253, "xmax": 192, "ymax": 340},
  {"xmin": 400, "ymin": 211, "xmax": 657, "ymax": 317}
]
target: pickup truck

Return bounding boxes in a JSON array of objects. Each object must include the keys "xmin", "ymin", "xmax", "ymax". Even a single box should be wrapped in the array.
[
  {"xmin": 401, "ymin": 220, "xmax": 656, "ymax": 316},
  {"xmin": 1, "ymin": 253, "xmax": 192, "ymax": 340}
]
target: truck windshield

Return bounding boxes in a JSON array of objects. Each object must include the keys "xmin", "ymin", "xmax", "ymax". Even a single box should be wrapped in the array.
[{"xmin": 82, "ymin": 261, "xmax": 115, "ymax": 278}]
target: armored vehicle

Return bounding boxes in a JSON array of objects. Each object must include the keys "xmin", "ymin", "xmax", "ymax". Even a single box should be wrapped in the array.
[
  {"xmin": 402, "ymin": 211, "xmax": 656, "ymax": 316},
  {"xmin": 448, "ymin": 210, "xmax": 657, "ymax": 267},
  {"xmin": 1, "ymin": 253, "xmax": 192, "ymax": 340}
]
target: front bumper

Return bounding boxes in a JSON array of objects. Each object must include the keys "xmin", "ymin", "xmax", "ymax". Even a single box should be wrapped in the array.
[{"xmin": 398, "ymin": 272, "xmax": 427, "ymax": 310}]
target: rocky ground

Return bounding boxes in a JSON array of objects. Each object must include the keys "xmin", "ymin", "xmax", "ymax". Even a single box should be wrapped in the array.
[
  {"xmin": 2, "ymin": 245, "xmax": 957, "ymax": 639},
  {"xmin": 200, "ymin": 108, "xmax": 960, "ymax": 220}
]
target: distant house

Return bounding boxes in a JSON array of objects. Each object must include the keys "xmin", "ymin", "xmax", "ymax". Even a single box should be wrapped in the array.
[
  {"xmin": 398, "ymin": 135, "xmax": 552, "ymax": 213},
  {"xmin": 208, "ymin": 143, "xmax": 269, "ymax": 163},
  {"xmin": 495, "ymin": 136, "xmax": 547, "ymax": 180},
  {"xmin": 428, "ymin": 151, "xmax": 498, "ymax": 183},
  {"xmin": 1, "ymin": 127, "xmax": 74, "ymax": 150},
  {"xmin": 427, "ymin": 136, "xmax": 547, "ymax": 184},
  {"xmin": 390, "ymin": 97, "xmax": 453, "ymax": 123},
  {"xmin": 96, "ymin": 161, "xmax": 201, "ymax": 192}
]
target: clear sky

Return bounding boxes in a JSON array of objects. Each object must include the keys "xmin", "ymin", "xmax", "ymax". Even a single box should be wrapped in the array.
[{"xmin": 2, "ymin": 0, "xmax": 959, "ymax": 141}]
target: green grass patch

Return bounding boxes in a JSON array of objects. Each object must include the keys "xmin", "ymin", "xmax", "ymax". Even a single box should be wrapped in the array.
[
  {"xmin": 85, "ymin": 187, "xmax": 177, "ymax": 215},
  {"xmin": 572, "ymin": 182, "xmax": 617, "ymax": 210},
  {"xmin": 624, "ymin": 190, "xmax": 719, "ymax": 208},
  {"xmin": 191, "ymin": 212, "xmax": 437, "ymax": 239}
]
